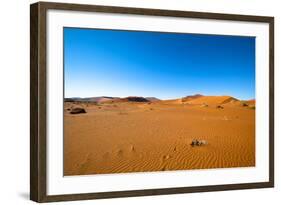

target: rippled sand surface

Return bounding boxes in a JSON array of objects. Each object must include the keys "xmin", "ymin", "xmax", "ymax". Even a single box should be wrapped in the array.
[{"xmin": 64, "ymin": 100, "xmax": 255, "ymax": 176}]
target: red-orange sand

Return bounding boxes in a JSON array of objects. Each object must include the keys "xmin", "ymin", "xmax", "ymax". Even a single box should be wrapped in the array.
[{"xmin": 63, "ymin": 96, "xmax": 255, "ymax": 176}]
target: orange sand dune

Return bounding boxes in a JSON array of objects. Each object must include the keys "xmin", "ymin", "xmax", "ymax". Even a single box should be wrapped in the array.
[
  {"xmin": 247, "ymin": 99, "xmax": 256, "ymax": 106},
  {"xmin": 183, "ymin": 95, "xmax": 238, "ymax": 105},
  {"xmin": 64, "ymin": 97, "xmax": 255, "ymax": 176},
  {"xmin": 181, "ymin": 94, "xmax": 203, "ymax": 102},
  {"xmin": 159, "ymin": 99, "xmax": 182, "ymax": 105}
]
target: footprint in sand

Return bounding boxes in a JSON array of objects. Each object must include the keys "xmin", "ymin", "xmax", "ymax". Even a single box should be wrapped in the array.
[
  {"xmin": 162, "ymin": 155, "xmax": 171, "ymax": 162},
  {"xmin": 78, "ymin": 153, "xmax": 92, "ymax": 172},
  {"xmin": 117, "ymin": 149, "xmax": 124, "ymax": 156},
  {"xmin": 161, "ymin": 165, "xmax": 168, "ymax": 171},
  {"xmin": 223, "ymin": 116, "xmax": 229, "ymax": 121},
  {"xmin": 130, "ymin": 145, "xmax": 135, "ymax": 152}
]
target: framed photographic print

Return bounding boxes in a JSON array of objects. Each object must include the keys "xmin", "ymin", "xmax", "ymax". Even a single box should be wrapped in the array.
[{"xmin": 30, "ymin": 1, "xmax": 274, "ymax": 202}]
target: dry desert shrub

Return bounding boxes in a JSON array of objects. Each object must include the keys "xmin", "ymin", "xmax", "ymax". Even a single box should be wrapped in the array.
[
  {"xmin": 190, "ymin": 139, "xmax": 208, "ymax": 147},
  {"xmin": 70, "ymin": 107, "xmax": 86, "ymax": 114}
]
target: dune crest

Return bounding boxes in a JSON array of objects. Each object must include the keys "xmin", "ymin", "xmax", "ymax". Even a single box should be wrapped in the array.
[
  {"xmin": 182, "ymin": 95, "xmax": 239, "ymax": 105},
  {"xmin": 182, "ymin": 94, "xmax": 203, "ymax": 102}
]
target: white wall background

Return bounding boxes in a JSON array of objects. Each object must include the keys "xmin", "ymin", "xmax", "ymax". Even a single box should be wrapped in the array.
[{"xmin": 0, "ymin": 0, "xmax": 279, "ymax": 204}]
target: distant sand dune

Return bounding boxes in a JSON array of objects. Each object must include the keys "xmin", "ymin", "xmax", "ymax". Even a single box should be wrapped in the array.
[{"xmin": 183, "ymin": 95, "xmax": 238, "ymax": 105}]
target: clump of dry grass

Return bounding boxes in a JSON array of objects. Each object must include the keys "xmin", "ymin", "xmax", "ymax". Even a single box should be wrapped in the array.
[
  {"xmin": 70, "ymin": 107, "xmax": 86, "ymax": 114},
  {"xmin": 190, "ymin": 139, "xmax": 208, "ymax": 147}
]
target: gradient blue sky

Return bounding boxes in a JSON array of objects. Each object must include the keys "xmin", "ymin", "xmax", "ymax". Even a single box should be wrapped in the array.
[{"xmin": 64, "ymin": 28, "xmax": 255, "ymax": 100}]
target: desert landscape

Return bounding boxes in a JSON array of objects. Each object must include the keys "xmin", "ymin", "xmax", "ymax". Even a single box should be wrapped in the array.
[
  {"xmin": 63, "ymin": 94, "xmax": 255, "ymax": 176},
  {"xmin": 63, "ymin": 27, "xmax": 256, "ymax": 176}
]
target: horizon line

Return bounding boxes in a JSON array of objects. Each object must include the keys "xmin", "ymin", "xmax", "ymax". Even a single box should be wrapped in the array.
[{"xmin": 64, "ymin": 94, "xmax": 255, "ymax": 101}]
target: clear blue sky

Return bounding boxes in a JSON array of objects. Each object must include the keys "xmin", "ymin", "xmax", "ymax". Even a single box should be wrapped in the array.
[{"xmin": 64, "ymin": 27, "xmax": 255, "ymax": 100}]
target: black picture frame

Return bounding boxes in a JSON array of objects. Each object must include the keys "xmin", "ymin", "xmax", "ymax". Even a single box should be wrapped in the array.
[{"xmin": 30, "ymin": 1, "xmax": 274, "ymax": 202}]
